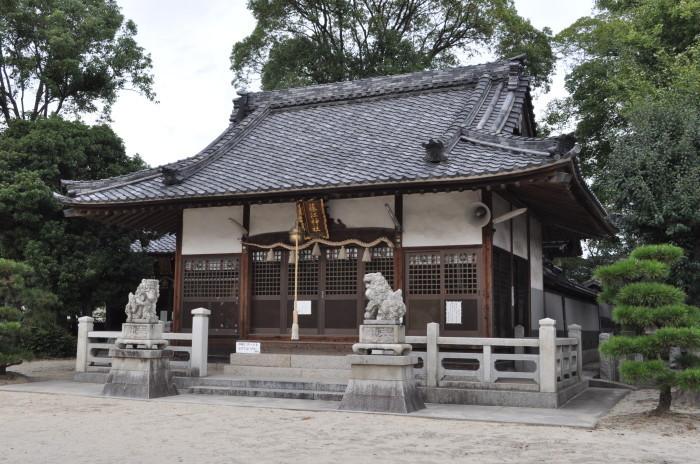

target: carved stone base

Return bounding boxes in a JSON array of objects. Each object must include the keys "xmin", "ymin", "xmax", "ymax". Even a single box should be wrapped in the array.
[
  {"xmin": 338, "ymin": 354, "xmax": 425, "ymax": 414},
  {"xmin": 359, "ymin": 322, "xmax": 405, "ymax": 343},
  {"xmin": 352, "ymin": 343, "xmax": 412, "ymax": 355},
  {"xmin": 355, "ymin": 322, "xmax": 411, "ymax": 355},
  {"xmin": 102, "ymin": 348, "xmax": 178, "ymax": 399},
  {"xmin": 115, "ymin": 322, "xmax": 168, "ymax": 350}
]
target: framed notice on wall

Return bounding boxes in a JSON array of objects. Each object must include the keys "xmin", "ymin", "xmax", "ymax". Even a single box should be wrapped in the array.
[
  {"xmin": 446, "ymin": 301, "xmax": 462, "ymax": 325},
  {"xmin": 296, "ymin": 300, "xmax": 312, "ymax": 315}
]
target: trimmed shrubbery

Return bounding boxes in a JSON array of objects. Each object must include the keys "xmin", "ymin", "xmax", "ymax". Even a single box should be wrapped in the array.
[{"xmin": 596, "ymin": 244, "xmax": 700, "ymax": 413}]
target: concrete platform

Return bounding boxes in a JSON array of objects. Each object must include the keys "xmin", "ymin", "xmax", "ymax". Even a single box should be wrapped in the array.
[{"xmin": 0, "ymin": 380, "xmax": 629, "ymax": 428}]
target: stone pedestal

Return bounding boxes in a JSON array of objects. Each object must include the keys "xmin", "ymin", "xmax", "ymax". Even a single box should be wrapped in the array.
[
  {"xmin": 102, "ymin": 348, "xmax": 178, "ymax": 399},
  {"xmin": 115, "ymin": 322, "xmax": 168, "ymax": 350},
  {"xmin": 353, "ymin": 321, "xmax": 412, "ymax": 356},
  {"xmin": 339, "ymin": 354, "xmax": 425, "ymax": 413}
]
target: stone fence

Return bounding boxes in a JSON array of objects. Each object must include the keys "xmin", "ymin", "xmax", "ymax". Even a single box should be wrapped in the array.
[
  {"xmin": 407, "ymin": 318, "xmax": 582, "ymax": 393},
  {"xmin": 75, "ymin": 308, "xmax": 211, "ymax": 377}
]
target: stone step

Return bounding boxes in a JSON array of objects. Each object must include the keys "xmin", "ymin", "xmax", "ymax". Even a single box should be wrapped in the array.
[
  {"xmin": 229, "ymin": 353, "xmax": 350, "ymax": 370},
  {"xmin": 222, "ymin": 365, "xmax": 350, "ymax": 382},
  {"xmin": 173, "ymin": 376, "xmax": 347, "ymax": 393},
  {"xmin": 186, "ymin": 385, "xmax": 344, "ymax": 401}
]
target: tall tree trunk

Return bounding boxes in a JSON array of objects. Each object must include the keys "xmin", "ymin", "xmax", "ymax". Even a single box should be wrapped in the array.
[{"xmin": 655, "ymin": 385, "xmax": 672, "ymax": 414}]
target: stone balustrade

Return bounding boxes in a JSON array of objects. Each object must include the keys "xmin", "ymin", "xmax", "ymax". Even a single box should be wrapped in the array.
[
  {"xmin": 407, "ymin": 318, "xmax": 582, "ymax": 393},
  {"xmin": 75, "ymin": 308, "xmax": 211, "ymax": 377}
]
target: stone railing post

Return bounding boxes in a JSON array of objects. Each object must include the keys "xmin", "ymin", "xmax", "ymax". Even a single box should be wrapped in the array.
[
  {"xmin": 75, "ymin": 316, "xmax": 94, "ymax": 373},
  {"xmin": 568, "ymin": 324, "xmax": 583, "ymax": 380},
  {"xmin": 426, "ymin": 322, "xmax": 440, "ymax": 387},
  {"xmin": 514, "ymin": 324, "xmax": 525, "ymax": 371},
  {"xmin": 538, "ymin": 318, "xmax": 557, "ymax": 393},
  {"xmin": 191, "ymin": 308, "xmax": 211, "ymax": 377}
]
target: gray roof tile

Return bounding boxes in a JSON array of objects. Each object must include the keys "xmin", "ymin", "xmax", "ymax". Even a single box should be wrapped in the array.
[{"xmin": 60, "ymin": 58, "xmax": 568, "ymax": 205}]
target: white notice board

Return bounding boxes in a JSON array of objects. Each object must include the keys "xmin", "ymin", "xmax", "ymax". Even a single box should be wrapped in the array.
[
  {"xmin": 446, "ymin": 301, "xmax": 462, "ymax": 325},
  {"xmin": 236, "ymin": 341, "xmax": 261, "ymax": 354},
  {"xmin": 297, "ymin": 300, "xmax": 312, "ymax": 315}
]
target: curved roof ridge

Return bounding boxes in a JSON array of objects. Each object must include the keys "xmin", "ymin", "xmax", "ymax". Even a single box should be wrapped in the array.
[{"xmin": 231, "ymin": 59, "xmax": 516, "ymax": 118}]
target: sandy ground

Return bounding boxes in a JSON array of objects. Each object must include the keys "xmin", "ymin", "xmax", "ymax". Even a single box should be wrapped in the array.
[
  {"xmin": 2, "ymin": 359, "xmax": 75, "ymax": 384},
  {"xmin": 1, "ymin": 361, "xmax": 699, "ymax": 464}
]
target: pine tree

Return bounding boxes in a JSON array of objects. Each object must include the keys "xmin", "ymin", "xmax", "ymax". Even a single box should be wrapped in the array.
[
  {"xmin": 0, "ymin": 259, "xmax": 35, "ymax": 375},
  {"xmin": 596, "ymin": 244, "xmax": 700, "ymax": 414}
]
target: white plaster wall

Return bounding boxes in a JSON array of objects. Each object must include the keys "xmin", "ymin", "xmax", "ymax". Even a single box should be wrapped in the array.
[
  {"xmin": 327, "ymin": 196, "xmax": 394, "ymax": 229},
  {"xmin": 492, "ymin": 193, "xmax": 511, "ymax": 251},
  {"xmin": 565, "ymin": 298, "xmax": 600, "ymax": 331},
  {"xmin": 402, "ymin": 191, "xmax": 482, "ymax": 247},
  {"xmin": 182, "ymin": 206, "xmax": 244, "ymax": 254},
  {"xmin": 250, "ymin": 202, "xmax": 297, "ymax": 235},
  {"xmin": 512, "ymin": 213, "xmax": 528, "ymax": 259}
]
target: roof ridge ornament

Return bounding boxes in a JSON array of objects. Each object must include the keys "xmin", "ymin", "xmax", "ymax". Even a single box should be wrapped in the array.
[{"xmin": 422, "ymin": 138, "xmax": 448, "ymax": 163}]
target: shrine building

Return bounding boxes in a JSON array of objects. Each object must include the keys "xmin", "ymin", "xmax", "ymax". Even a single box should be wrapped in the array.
[{"xmin": 57, "ymin": 56, "xmax": 615, "ymax": 356}]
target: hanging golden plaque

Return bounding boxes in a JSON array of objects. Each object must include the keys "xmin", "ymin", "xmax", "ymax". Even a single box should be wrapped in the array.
[{"xmin": 297, "ymin": 199, "xmax": 329, "ymax": 240}]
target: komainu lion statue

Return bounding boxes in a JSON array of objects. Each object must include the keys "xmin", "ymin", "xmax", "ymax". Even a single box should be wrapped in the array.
[
  {"xmin": 363, "ymin": 272, "xmax": 406, "ymax": 322},
  {"xmin": 125, "ymin": 279, "xmax": 160, "ymax": 323}
]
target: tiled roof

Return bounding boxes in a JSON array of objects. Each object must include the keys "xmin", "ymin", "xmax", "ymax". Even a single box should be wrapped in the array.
[
  {"xmin": 58, "ymin": 57, "xmax": 574, "ymax": 205},
  {"xmin": 130, "ymin": 234, "xmax": 176, "ymax": 254}
]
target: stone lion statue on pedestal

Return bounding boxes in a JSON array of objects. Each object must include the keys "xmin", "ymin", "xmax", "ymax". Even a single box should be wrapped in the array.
[
  {"xmin": 125, "ymin": 279, "xmax": 160, "ymax": 323},
  {"xmin": 363, "ymin": 272, "xmax": 406, "ymax": 322}
]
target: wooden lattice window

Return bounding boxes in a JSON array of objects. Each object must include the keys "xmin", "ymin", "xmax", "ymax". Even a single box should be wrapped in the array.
[
  {"xmin": 183, "ymin": 256, "xmax": 239, "ymax": 299},
  {"xmin": 407, "ymin": 253, "xmax": 441, "ymax": 295},
  {"xmin": 326, "ymin": 247, "xmax": 358, "ymax": 295},
  {"xmin": 365, "ymin": 246, "xmax": 394, "ymax": 285},
  {"xmin": 252, "ymin": 250, "xmax": 282, "ymax": 296},
  {"xmin": 444, "ymin": 251, "xmax": 478, "ymax": 295},
  {"xmin": 289, "ymin": 249, "xmax": 319, "ymax": 295}
]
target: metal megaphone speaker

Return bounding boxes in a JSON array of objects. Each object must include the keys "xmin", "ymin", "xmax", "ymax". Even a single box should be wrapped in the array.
[{"xmin": 467, "ymin": 201, "xmax": 491, "ymax": 228}]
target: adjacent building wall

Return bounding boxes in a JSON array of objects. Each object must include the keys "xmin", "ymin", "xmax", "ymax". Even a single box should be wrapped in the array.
[
  {"xmin": 543, "ymin": 288, "xmax": 603, "ymax": 364},
  {"xmin": 402, "ymin": 191, "xmax": 482, "ymax": 247},
  {"xmin": 182, "ymin": 206, "xmax": 244, "ymax": 254},
  {"xmin": 530, "ymin": 217, "xmax": 544, "ymax": 331}
]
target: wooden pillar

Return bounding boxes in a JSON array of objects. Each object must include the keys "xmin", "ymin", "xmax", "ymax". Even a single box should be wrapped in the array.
[
  {"xmin": 526, "ymin": 211, "xmax": 531, "ymax": 336},
  {"xmin": 240, "ymin": 204, "xmax": 251, "ymax": 339},
  {"xmin": 481, "ymin": 190, "xmax": 493, "ymax": 337},
  {"xmin": 393, "ymin": 193, "xmax": 404, "ymax": 291},
  {"xmin": 172, "ymin": 210, "xmax": 184, "ymax": 333}
]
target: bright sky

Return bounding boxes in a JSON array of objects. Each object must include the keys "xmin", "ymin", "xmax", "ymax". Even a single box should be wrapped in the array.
[{"xmin": 109, "ymin": 0, "xmax": 595, "ymax": 168}]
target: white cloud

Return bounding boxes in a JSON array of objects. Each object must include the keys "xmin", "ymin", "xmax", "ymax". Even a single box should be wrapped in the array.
[{"xmin": 109, "ymin": 0, "xmax": 594, "ymax": 167}]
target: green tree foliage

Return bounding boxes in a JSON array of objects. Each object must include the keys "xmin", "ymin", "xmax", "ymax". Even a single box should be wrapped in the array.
[
  {"xmin": 598, "ymin": 96, "xmax": 700, "ymax": 303},
  {"xmin": 232, "ymin": 0, "xmax": 555, "ymax": 91},
  {"xmin": 596, "ymin": 244, "xmax": 700, "ymax": 413},
  {"xmin": 547, "ymin": 1, "xmax": 700, "ymax": 299},
  {"xmin": 0, "ymin": 0, "xmax": 155, "ymax": 124},
  {"xmin": 550, "ymin": 0, "xmax": 700, "ymax": 179},
  {"xmin": 0, "ymin": 258, "xmax": 54, "ymax": 373},
  {"xmin": 0, "ymin": 117, "xmax": 152, "ymax": 325}
]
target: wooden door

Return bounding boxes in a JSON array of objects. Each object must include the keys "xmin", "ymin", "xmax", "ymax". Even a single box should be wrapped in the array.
[
  {"xmin": 181, "ymin": 254, "xmax": 240, "ymax": 353},
  {"xmin": 404, "ymin": 248, "xmax": 482, "ymax": 336}
]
